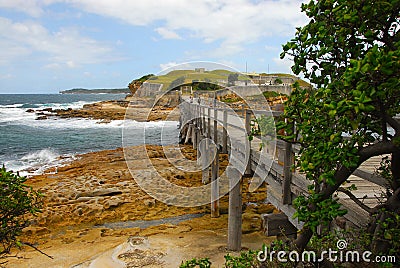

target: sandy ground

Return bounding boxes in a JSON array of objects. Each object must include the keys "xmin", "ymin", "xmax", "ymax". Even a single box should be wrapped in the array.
[
  {"xmin": 6, "ymin": 216, "xmax": 274, "ymax": 268},
  {"xmin": 4, "ymin": 145, "xmax": 277, "ymax": 268}
]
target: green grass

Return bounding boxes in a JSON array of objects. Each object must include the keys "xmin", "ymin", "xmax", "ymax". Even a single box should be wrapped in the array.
[
  {"xmin": 263, "ymin": 91, "xmax": 282, "ymax": 98},
  {"xmin": 137, "ymin": 70, "xmax": 310, "ymax": 90}
]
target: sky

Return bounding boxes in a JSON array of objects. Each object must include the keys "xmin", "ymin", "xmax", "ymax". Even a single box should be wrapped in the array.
[{"xmin": 0, "ymin": 0, "xmax": 309, "ymax": 93}]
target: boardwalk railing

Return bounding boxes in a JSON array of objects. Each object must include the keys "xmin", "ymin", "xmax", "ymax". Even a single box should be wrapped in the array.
[{"xmin": 179, "ymin": 98, "xmax": 387, "ymax": 250}]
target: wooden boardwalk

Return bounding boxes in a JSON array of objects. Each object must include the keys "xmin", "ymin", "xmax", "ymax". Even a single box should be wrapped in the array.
[{"xmin": 179, "ymin": 99, "xmax": 387, "ymax": 250}]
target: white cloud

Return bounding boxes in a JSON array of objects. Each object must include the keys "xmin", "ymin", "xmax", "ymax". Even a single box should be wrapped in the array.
[
  {"xmin": 0, "ymin": 17, "xmax": 118, "ymax": 68},
  {"xmin": 155, "ymin": 27, "xmax": 182, "ymax": 40},
  {"xmin": 64, "ymin": 0, "xmax": 308, "ymax": 57},
  {"xmin": 273, "ymin": 56, "xmax": 294, "ymax": 74},
  {"xmin": 0, "ymin": 0, "xmax": 45, "ymax": 17},
  {"xmin": 0, "ymin": 0, "xmax": 309, "ymax": 62},
  {"xmin": 159, "ymin": 61, "xmax": 179, "ymax": 72},
  {"xmin": 44, "ymin": 63, "xmax": 62, "ymax": 69},
  {"xmin": 265, "ymin": 45, "xmax": 279, "ymax": 52},
  {"xmin": 0, "ymin": 73, "xmax": 14, "ymax": 79}
]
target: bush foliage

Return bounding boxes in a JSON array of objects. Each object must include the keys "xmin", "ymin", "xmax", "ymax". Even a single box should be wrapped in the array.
[{"xmin": 0, "ymin": 166, "xmax": 42, "ymax": 255}]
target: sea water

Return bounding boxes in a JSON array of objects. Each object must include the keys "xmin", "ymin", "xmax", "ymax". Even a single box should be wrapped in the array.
[{"xmin": 0, "ymin": 94, "xmax": 179, "ymax": 175}]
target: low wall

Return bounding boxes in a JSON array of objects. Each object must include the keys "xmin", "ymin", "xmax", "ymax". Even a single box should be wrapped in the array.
[{"xmin": 214, "ymin": 85, "xmax": 292, "ymax": 98}]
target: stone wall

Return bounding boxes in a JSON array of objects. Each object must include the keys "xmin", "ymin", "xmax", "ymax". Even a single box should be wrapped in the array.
[
  {"xmin": 155, "ymin": 90, "xmax": 181, "ymax": 107},
  {"xmin": 214, "ymin": 85, "xmax": 292, "ymax": 98},
  {"xmin": 136, "ymin": 82, "xmax": 163, "ymax": 97}
]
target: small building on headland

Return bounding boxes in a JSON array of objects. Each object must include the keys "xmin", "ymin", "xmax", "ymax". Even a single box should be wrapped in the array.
[
  {"xmin": 194, "ymin": 68, "xmax": 205, "ymax": 73},
  {"xmin": 243, "ymin": 72, "xmax": 299, "ymax": 86}
]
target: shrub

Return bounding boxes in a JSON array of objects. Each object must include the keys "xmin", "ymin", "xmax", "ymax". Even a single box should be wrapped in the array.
[
  {"xmin": 180, "ymin": 257, "xmax": 211, "ymax": 268},
  {"xmin": 0, "ymin": 166, "xmax": 42, "ymax": 255}
]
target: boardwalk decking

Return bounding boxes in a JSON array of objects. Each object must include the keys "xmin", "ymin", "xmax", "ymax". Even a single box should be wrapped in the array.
[{"xmin": 179, "ymin": 99, "xmax": 387, "ymax": 248}]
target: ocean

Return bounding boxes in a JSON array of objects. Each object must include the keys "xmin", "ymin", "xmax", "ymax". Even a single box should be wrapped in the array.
[{"xmin": 0, "ymin": 94, "xmax": 179, "ymax": 175}]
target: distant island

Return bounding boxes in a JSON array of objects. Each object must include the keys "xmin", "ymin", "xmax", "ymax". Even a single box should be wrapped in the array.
[{"xmin": 60, "ymin": 88, "xmax": 131, "ymax": 94}]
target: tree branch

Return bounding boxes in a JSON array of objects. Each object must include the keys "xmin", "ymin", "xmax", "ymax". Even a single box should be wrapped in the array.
[
  {"xmin": 359, "ymin": 140, "xmax": 399, "ymax": 163},
  {"xmin": 21, "ymin": 242, "xmax": 53, "ymax": 259},
  {"xmin": 337, "ymin": 187, "xmax": 373, "ymax": 213},
  {"xmin": 321, "ymin": 140, "xmax": 398, "ymax": 200}
]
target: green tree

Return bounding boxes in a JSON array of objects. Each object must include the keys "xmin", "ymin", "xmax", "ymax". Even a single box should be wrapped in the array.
[
  {"xmin": 192, "ymin": 81, "xmax": 221, "ymax": 91},
  {"xmin": 0, "ymin": 167, "xmax": 42, "ymax": 255},
  {"xmin": 279, "ymin": 0, "xmax": 400, "ymax": 256}
]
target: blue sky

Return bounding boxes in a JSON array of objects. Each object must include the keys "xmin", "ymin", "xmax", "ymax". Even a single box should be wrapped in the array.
[{"xmin": 0, "ymin": 0, "xmax": 308, "ymax": 93}]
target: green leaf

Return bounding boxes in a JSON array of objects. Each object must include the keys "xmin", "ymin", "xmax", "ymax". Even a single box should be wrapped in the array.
[{"xmin": 328, "ymin": 109, "xmax": 337, "ymax": 117}]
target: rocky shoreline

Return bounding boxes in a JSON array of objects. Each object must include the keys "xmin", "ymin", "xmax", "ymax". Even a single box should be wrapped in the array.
[
  {"xmin": 3, "ymin": 94, "xmax": 280, "ymax": 267},
  {"xmin": 28, "ymin": 95, "xmax": 180, "ymax": 122},
  {"xmin": 5, "ymin": 144, "xmax": 276, "ymax": 267}
]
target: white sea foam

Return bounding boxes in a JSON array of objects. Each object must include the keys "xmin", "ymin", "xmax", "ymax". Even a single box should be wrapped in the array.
[
  {"xmin": 35, "ymin": 101, "xmax": 92, "ymax": 110},
  {"xmin": 0, "ymin": 107, "xmax": 37, "ymax": 123},
  {"xmin": 0, "ymin": 100, "xmax": 97, "ymax": 124},
  {"xmin": 3, "ymin": 148, "xmax": 74, "ymax": 176},
  {"xmin": 0, "ymin": 102, "xmax": 179, "ymax": 130},
  {"xmin": 0, "ymin": 97, "xmax": 179, "ymax": 175},
  {"xmin": 0, "ymin": 115, "xmax": 178, "ymax": 129}
]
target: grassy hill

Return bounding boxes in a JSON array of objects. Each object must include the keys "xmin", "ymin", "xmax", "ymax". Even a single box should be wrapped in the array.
[{"xmin": 133, "ymin": 69, "xmax": 310, "ymax": 90}]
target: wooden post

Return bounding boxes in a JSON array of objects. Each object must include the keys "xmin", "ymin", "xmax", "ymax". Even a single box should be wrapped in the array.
[
  {"xmin": 282, "ymin": 141, "xmax": 293, "ymax": 204},
  {"xmin": 213, "ymin": 108, "xmax": 218, "ymax": 144},
  {"xmin": 222, "ymin": 109, "xmax": 228, "ymax": 154},
  {"xmin": 211, "ymin": 146, "xmax": 220, "ymax": 218},
  {"xmin": 196, "ymin": 104, "xmax": 201, "ymax": 129},
  {"xmin": 245, "ymin": 109, "xmax": 252, "ymax": 176},
  {"xmin": 192, "ymin": 126, "xmax": 198, "ymax": 150},
  {"xmin": 201, "ymin": 136, "xmax": 210, "ymax": 184},
  {"xmin": 207, "ymin": 107, "xmax": 211, "ymax": 139},
  {"xmin": 198, "ymin": 105, "xmax": 202, "ymax": 130},
  {"xmin": 202, "ymin": 107, "xmax": 206, "ymax": 135},
  {"xmin": 227, "ymin": 166, "xmax": 242, "ymax": 251},
  {"xmin": 184, "ymin": 123, "xmax": 192, "ymax": 144}
]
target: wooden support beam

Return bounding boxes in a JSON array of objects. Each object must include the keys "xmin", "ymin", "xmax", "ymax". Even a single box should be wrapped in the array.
[
  {"xmin": 197, "ymin": 105, "xmax": 201, "ymax": 128},
  {"xmin": 184, "ymin": 123, "xmax": 192, "ymax": 144},
  {"xmin": 211, "ymin": 146, "xmax": 220, "ymax": 218},
  {"xmin": 207, "ymin": 107, "xmax": 211, "ymax": 139},
  {"xmin": 201, "ymin": 136, "xmax": 210, "ymax": 184},
  {"xmin": 245, "ymin": 109, "xmax": 252, "ymax": 176},
  {"xmin": 194, "ymin": 127, "xmax": 200, "ymax": 151},
  {"xmin": 213, "ymin": 108, "xmax": 218, "ymax": 144},
  {"xmin": 197, "ymin": 105, "xmax": 202, "ymax": 130},
  {"xmin": 261, "ymin": 213, "xmax": 297, "ymax": 239},
  {"xmin": 227, "ymin": 166, "xmax": 242, "ymax": 251},
  {"xmin": 282, "ymin": 141, "xmax": 293, "ymax": 205},
  {"xmin": 353, "ymin": 169, "xmax": 388, "ymax": 188},
  {"xmin": 202, "ymin": 107, "xmax": 206, "ymax": 135},
  {"xmin": 222, "ymin": 109, "xmax": 228, "ymax": 154}
]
